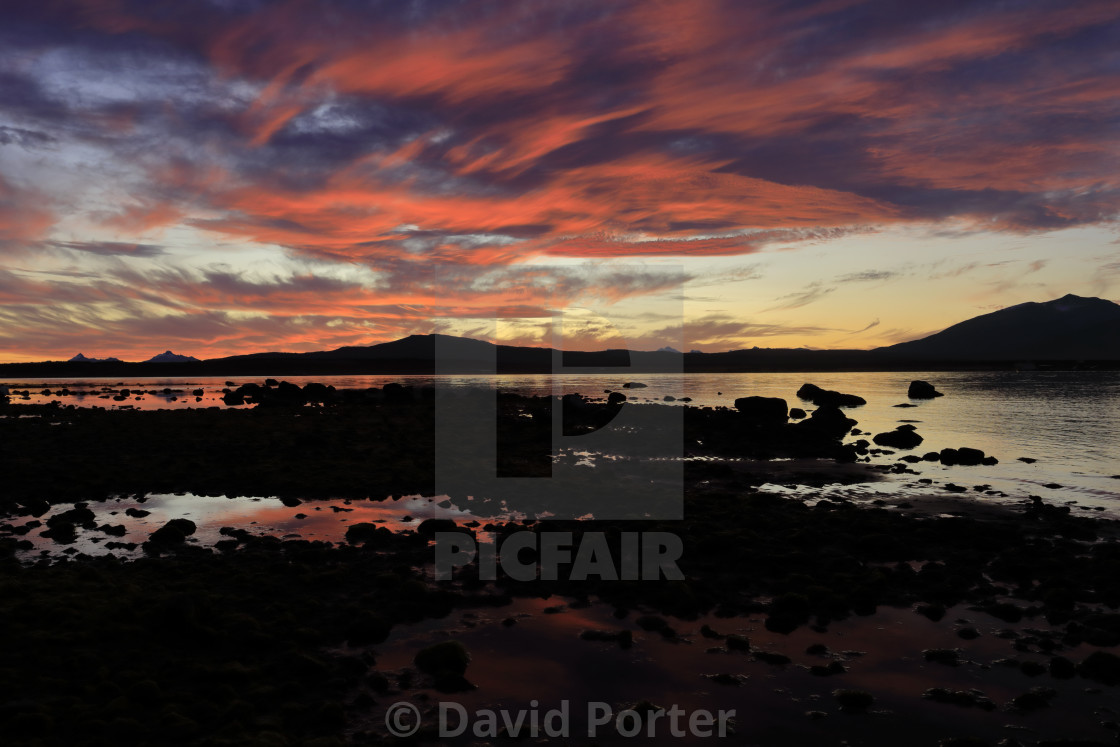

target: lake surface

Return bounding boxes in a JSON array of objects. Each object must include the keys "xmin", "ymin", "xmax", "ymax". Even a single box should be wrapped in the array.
[{"xmin": 4, "ymin": 371, "xmax": 1119, "ymax": 515}]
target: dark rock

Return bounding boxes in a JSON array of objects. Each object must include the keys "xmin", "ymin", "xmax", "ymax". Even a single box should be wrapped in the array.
[
  {"xmin": 1010, "ymin": 687, "xmax": 1056, "ymax": 711},
  {"xmin": 415, "ymin": 518, "xmax": 460, "ymax": 537},
  {"xmin": 908, "ymin": 380, "xmax": 944, "ymax": 399},
  {"xmin": 19, "ymin": 498, "xmax": 51, "ymax": 517},
  {"xmin": 580, "ymin": 629, "xmax": 633, "ymax": 648},
  {"xmin": 414, "ymin": 640, "xmax": 470, "ymax": 677},
  {"xmin": 607, "ymin": 391, "xmax": 627, "ymax": 405},
  {"xmin": 1077, "ymin": 651, "xmax": 1120, "ymax": 685},
  {"xmin": 795, "ymin": 405, "xmax": 857, "ymax": 440},
  {"xmin": 41, "ymin": 522, "xmax": 77, "ymax": 543},
  {"xmin": 796, "ymin": 383, "xmax": 866, "ymax": 408},
  {"xmin": 755, "ymin": 651, "xmax": 792, "ymax": 666},
  {"xmin": 302, "ymin": 382, "xmax": 335, "ymax": 403},
  {"xmin": 832, "ymin": 689, "xmax": 874, "ymax": 710},
  {"xmin": 621, "ymin": 382, "xmax": 647, "ymax": 389},
  {"xmin": 1048, "ymin": 656, "xmax": 1076, "ymax": 679},
  {"xmin": 923, "ymin": 648, "xmax": 961, "ymax": 666},
  {"xmin": 125, "ymin": 507, "xmax": 150, "ymax": 518},
  {"xmin": 700, "ymin": 625, "xmax": 724, "ymax": 639},
  {"xmin": 940, "ymin": 447, "xmax": 986, "ymax": 466},
  {"xmin": 873, "ymin": 428, "xmax": 924, "ymax": 449},
  {"xmin": 48, "ymin": 505, "xmax": 96, "ymax": 527},
  {"xmin": 734, "ymin": 396, "xmax": 788, "ymax": 422},
  {"xmin": 809, "ymin": 661, "xmax": 847, "ymax": 676},
  {"xmin": 636, "ymin": 615, "xmax": 675, "ymax": 637},
  {"xmin": 789, "ymin": 407, "xmax": 806, "ymax": 419},
  {"xmin": 345, "ymin": 523, "xmax": 385, "ymax": 545},
  {"xmin": 146, "ymin": 518, "xmax": 197, "ymax": 547},
  {"xmin": 280, "ymin": 496, "xmax": 302, "ymax": 508},
  {"xmin": 922, "ymin": 688, "xmax": 995, "ymax": 710}
]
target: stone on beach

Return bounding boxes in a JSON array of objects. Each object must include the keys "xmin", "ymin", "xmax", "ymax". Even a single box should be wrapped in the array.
[
  {"xmin": 144, "ymin": 518, "xmax": 197, "ymax": 550},
  {"xmin": 794, "ymin": 405, "xmax": 857, "ymax": 440},
  {"xmin": 872, "ymin": 427, "xmax": 924, "ymax": 449},
  {"xmin": 908, "ymin": 380, "xmax": 944, "ymax": 399},
  {"xmin": 796, "ymin": 383, "xmax": 867, "ymax": 408},
  {"xmin": 733, "ymin": 395, "xmax": 788, "ymax": 422}
]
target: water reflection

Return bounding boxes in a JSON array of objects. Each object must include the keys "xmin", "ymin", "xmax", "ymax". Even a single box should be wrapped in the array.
[
  {"xmin": 367, "ymin": 598, "xmax": 1115, "ymax": 745},
  {"xmin": 15, "ymin": 492, "xmax": 484, "ymax": 560}
]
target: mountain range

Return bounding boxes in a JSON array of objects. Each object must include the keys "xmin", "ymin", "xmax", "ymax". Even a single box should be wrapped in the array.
[
  {"xmin": 7, "ymin": 293, "xmax": 1119, "ymax": 376},
  {"xmin": 68, "ymin": 351, "xmax": 199, "ymax": 364}
]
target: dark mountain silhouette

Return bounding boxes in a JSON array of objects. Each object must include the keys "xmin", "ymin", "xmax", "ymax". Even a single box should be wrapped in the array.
[
  {"xmin": 873, "ymin": 294, "xmax": 1120, "ymax": 360},
  {"xmin": 2, "ymin": 295, "xmax": 1117, "ymax": 377},
  {"xmin": 145, "ymin": 351, "xmax": 200, "ymax": 363},
  {"xmin": 212, "ymin": 334, "xmax": 663, "ymax": 372}
]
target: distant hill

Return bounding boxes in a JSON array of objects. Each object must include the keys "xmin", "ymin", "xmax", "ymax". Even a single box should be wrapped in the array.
[
  {"xmin": 69, "ymin": 353, "xmax": 122, "ymax": 363},
  {"xmin": 873, "ymin": 294, "xmax": 1120, "ymax": 360},
  {"xmin": 145, "ymin": 351, "xmax": 200, "ymax": 363}
]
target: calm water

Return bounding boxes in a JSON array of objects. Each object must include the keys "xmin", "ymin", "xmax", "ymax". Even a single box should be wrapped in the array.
[{"xmin": 5, "ymin": 371, "xmax": 1119, "ymax": 518}]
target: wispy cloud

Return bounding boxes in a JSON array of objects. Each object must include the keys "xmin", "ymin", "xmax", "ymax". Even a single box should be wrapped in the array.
[{"xmin": 765, "ymin": 282, "xmax": 836, "ymax": 311}]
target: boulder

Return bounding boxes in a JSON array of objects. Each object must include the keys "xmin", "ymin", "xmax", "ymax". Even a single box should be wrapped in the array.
[
  {"xmin": 415, "ymin": 518, "xmax": 460, "ymax": 537},
  {"xmin": 345, "ymin": 522, "xmax": 385, "ymax": 545},
  {"xmin": 146, "ymin": 518, "xmax": 197, "ymax": 546},
  {"xmin": 789, "ymin": 407, "xmax": 807, "ymax": 420},
  {"xmin": 733, "ymin": 396, "xmax": 788, "ymax": 422},
  {"xmin": 908, "ymin": 380, "xmax": 943, "ymax": 399},
  {"xmin": 941, "ymin": 447, "xmax": 985, "ymax": 466},
  {"xmin": 415, "ymin": 640, "xmax": 470, "ymax": 676},
  {"xmin": 621, "ymin": 382, "xmax": 648, "ymax": 389},
  {"xmin": 796, "ymin": 383, "xmax": 866, "ymax": 408},
  {"xmin": 302, "ymin": 382, "xmax": 335, "ymax": 403},
  {"xmin": 1077, "ymin": 651, "xmax": 1120, "ymax": 686},
  {"xmin": 48, "ymin": 505, "xmax": 96, "ymax": 527},
  {"xmin": 607, "ymin": 391, "xmax": 627, "ymax": 405},
  {"xmin": 795, "ymin": 405, "xmax": 857, "ymax": 440},
  {"xmin": 873, "ymin": 428, "xmax": 924, "ymax": 450}
]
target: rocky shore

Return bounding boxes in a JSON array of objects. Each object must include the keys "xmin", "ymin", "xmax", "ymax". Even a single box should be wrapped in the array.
[{"xmin": 1, "ymin": 382, "xmax": 1118, "ymax": 745}]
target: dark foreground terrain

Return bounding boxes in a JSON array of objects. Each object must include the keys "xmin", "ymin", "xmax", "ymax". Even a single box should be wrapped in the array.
[{"xmin": 1, "ymin": 384, "xmax": 1119, "ymax": 746}]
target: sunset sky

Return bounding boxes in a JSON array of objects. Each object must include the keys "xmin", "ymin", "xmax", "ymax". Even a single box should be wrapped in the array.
[{"xmin": 0, "ymin": 0, "xmax": 1117, "ymax": 362}]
